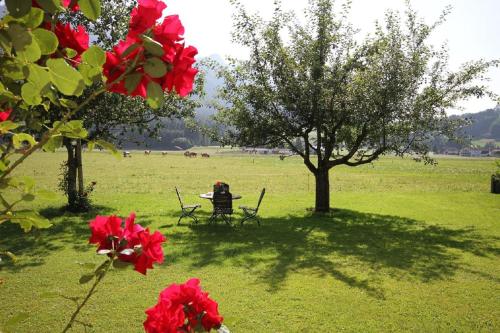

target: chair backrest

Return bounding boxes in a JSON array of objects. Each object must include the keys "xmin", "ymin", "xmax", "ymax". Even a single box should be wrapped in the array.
[
  {"xmin": 175, "ymin": 187, "xmax": 184, "ymax": 208},
  {"xmin": 213, "ymin": 191, "xmax": 233, "ymax": 214},
  {"xmin": 255, "ymin": 188, "xmax": 266, "ymax": 211},
  {"xmin": 214, "ymin": 182, "xmax": 230, "ymax": 194}
]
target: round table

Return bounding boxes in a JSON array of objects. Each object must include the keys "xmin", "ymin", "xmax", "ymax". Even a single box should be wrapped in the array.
[{"xmin": 199, "ymin": 192, "xmax": 242, "ymax": 200}]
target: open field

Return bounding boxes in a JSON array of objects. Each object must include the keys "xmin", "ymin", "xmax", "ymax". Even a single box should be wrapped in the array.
[{"xmin": 1, "ymin": 150, "xmax": 499, "ymax": 332}]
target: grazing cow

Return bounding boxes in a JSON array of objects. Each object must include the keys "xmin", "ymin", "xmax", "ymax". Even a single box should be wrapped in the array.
[
  {"xmin": 184, "ymin": 151, "xmax": 191, "ymax": 157},
  {"xmin": 201, "ymin": 153, "xmax": 210, "ymax": 158},
  {"xmin": 162, "ymin": 151, "xmax": 168, "ymax": 156},
  {"xmin": 123, "ymin": 151, "xmax": 131, "ymax": 158},
  {"xmin": 144, "ymin": 150, "xmax": 151, "ymax": 155},
  {"xmin": 189, "ymin": 152, "xmax": 197, "ymax": 157}
]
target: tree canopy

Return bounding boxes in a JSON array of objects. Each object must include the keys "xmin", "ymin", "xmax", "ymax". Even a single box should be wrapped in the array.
[{"xmin": 216, "ymin": 0, "xmax": 498, "ymax": 212}]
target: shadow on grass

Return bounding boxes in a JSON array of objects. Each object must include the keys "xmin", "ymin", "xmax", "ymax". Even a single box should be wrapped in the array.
[
  {"xmin": 0, "ymin": 205, "xmax": 157, "ymax": 272},
  {"xmin": 163, "ymin": 208, "xmax": 499, "ymax": 298}
]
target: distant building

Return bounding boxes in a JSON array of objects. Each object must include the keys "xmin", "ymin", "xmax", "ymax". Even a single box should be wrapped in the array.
[
  {"xmin": 460, "ymin": 148, "xmax": 482, "ymax": 157},
  {"xmin": 444, "ymin": 148, "xmax": 459, "ymax": 155}
]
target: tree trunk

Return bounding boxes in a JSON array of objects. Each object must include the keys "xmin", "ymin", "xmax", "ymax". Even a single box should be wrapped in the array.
[
  {"xmin": 76, "ymin": 139, "xmax": 84, "ymax": 196},
  {"xmin": 314, "ymin": 168, "xmax": 330, "ymax": 212},
  {"xmin": 63, "ymin": 138, "xmax": 78, "ymax": 209}
]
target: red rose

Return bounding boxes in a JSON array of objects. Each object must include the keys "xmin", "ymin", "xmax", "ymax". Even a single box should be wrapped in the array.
[
  {"xmin": 89, "ymin": 213, "xmax": 166, "ymax": 275},
  {"xmin": 144, "ymin": 278, "xmax": 223, "ymax": 333},
  {"xmin": 162, "ymin": 45, "xmax": 198, "ymax": 97},
  {"xmin": 61, "ymin": 0, "xmax": 80, "ymax": 11},
  {"xmin": 104, "ymin": 0, "xmax": 197, "ymax": 99},
  {"xmin": 88, "ymin": 215, "xmax": 124, "ymax": 251},
  {"xmin": 103, "ymin": 37, "xmax": 156, "ymax": 98},
  {"xmin": 0, "ymin": 108, "xmax": 12, "ymax": 122},
  {"xmin": 129, "ymin": 0, "xmax": 167, "ymax": 36},
  {"xmin": 132, "ymin": 228, "xmax": 166, "ymax": 275},
  {"xmin": 42, "ymin": 22, "xmax": 89, "ymax": 65}
]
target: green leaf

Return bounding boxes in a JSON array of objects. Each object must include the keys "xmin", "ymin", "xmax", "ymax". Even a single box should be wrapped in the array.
[
  {"xmin": 0, "ymin": 121, "xmax": 20, "ymax": 133},
  {"xmin": 5, "ymin": 0, "xmax": 32, "ymax": 18},
  {"xmin": 124, "ymin": 73, "xmax": 142, "ymax": 94},
  {"xmin": 8, "ymin": 211, "xmax": 52, "ymax": 232},
  {"xmin": 78, "ymin": 0, "xmax": 101, "ymax": 21},
  {"xmin": 95, "ymin": 139, "xmax": 121, "ymax": 158},
  {"xmin": 43, "ymin": 135, "xmax": 63, "ymax": 152},
  {"xmin": 35, "ymin": 0, "xmax": 62, "ymax": 13},
  {"xmin": 18, "ymin": 7, "xmax": 45, "ymax": 28},
  {"xmin": 60, "ymin": 98, "xmax": 78, "ymax": 109},
  {"xmin": 25, "ymin": 63, "xmax": 51, "ymax": 88},
  {"xmin": 0, "ymin": 59, "xmax": 26, "ymax": 80},
  {"xmin": 87, "ymin": 141, "xmax": 95, "ymax": 151},
  {"xmin": 142, "ymin": 35, "xmax": 164, "ymax": 57},
  {"xmin": 78, "ymin": 63, "xmax": 102, "ymax": 85},
  {"xmin": 144, "ymin": 57, "xmax": 167, "ymax": 78},
  {"xmin": 146, "ymin": 81, "xmax": 164, "ymax": 109},
  {"xmin": 8, "ymin": 24, "xmax": 31, "ymax": 50},
  {"xmin": 8, "ymin": 24, "xmax": 41, "ymax": 62},
  {"xmin": 47, "ymin": 58, "xmax": 85, "ymax": 96},
  {"xmin": 57, "ymin": 120, "xmax": 88, "ymax": 139},
  {"xmin": 21, "ymin": 82, "xmax": 42, "ymax": 105},
  {"xmin": 32, "ymin": 28, "xmax": 59, "ymax": 55},
  {"xmin": 82, "ymin": 45, "xmax": 106, "ymax": 67},
  {"xmin": 0, "ymin": 160, "xmax": 8, "ymax": 172},
  {"xmin": 12, "ymin": 133, "xmax": 37, "ymax": 149},
  {"xmin": 64, "ymin": 48, "xmax": 78, "ymax": 58},
  {"xmin": 121, "ymin": 42, "xmax": 140, "ymax": 58},
  {"xmin": 79, "ymin": 273, "xmax": 95, "ymax": 284},
  {"xmin": 0, "ymin": 31, "xmax": 13, "ymax": 56}
]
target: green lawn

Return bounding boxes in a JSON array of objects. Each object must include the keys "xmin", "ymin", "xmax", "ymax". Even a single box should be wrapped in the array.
[{"xmin": 1, "ymin": 150, "xmax": 499, "ymax": 332}]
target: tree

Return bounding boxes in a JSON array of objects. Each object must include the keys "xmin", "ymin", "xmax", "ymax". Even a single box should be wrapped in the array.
[
  {"xmin": 215, "ymin": 0, "xmax": 498, "ymax": 212},
  {"xmin": 53, "ymin": 0, "xmax": 202, "ymax": 211}
]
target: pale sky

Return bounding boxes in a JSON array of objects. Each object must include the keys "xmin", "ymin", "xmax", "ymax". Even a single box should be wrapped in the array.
[{"xmin": 167, "ymin": 0, "xmax": 500, "ymax": 115}]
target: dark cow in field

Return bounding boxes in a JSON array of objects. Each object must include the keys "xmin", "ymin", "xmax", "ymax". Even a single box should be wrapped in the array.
[
  {"xmin": 123, "ymin": 151, "xmax": 131, "ymax": 157},
  {"xmin": 201, "ymin": 153, "xmax": 210, "ymax": 158},
  {"xmin": 162, "ymin": 151, "xmax": 168, "ymax": 156},
  {"xmin": 144, "ymin": 150, "xmax": 151, "ymax": 155}
]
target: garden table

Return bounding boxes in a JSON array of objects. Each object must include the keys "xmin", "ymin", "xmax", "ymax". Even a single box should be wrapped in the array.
[{"xmin": 199, "ymin": 192, "xmax": 242, "ymax": 201}]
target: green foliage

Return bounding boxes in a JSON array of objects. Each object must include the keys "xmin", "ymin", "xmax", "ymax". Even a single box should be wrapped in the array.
[
  {"xmin": 78, "ymin": 0, "xmax": 102, "ymax": 21},
  {"xmin": 217, "ymin": 0, "xmax": 498, "ymax": 211},
  {"xmin": 0, "ymin": 0, "xmax": 112, "ymax": 229}
]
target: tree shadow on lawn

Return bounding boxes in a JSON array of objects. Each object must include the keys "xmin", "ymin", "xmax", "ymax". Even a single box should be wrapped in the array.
[
  {"xmin": 164, "ymin": 208, "xmax": 499, "ymax": 298},
  {"xmin": 0, "ymin": 205, "xmax": 157, "ymax": 272}
]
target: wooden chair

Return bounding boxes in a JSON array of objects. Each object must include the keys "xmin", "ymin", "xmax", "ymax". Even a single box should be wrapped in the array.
[
  {"xmin": 175, "ymin": 187, "xmax": 201, "ymax": 225},
  {"xmin": 239, "ymin": 188, "xmax": 265, "ymax": 226},
  {"xmin": 209, "ymin": 191, "xmax": 233, "ymax": 225}
]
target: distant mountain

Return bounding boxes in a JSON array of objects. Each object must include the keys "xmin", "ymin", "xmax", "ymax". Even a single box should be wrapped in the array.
[
  {"xmin": 456, "ymin": 105, "xmax": 500, "ymax": 141},
  {"xmin": 194, "ymin": 54, "xmax": 225, "ymax": 119}
]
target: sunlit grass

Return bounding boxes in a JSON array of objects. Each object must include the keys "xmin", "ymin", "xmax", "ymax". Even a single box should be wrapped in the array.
[{"xmin": 0, "ymin": 150, "xmax": 499, "ymax": 332}]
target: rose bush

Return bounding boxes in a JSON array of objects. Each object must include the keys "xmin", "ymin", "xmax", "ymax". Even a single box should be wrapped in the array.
[{"xmin": 0, "ymin": 0, "xmax": 227, "ymax": 331}]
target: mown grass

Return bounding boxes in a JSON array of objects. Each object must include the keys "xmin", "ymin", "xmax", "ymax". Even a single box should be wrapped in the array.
[{"xmin": 1, "ymin": 150, "xmax": 499, "ymax": 332}]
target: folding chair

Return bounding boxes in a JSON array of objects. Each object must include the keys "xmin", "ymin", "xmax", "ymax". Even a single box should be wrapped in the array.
[
  {"xmin": 209, "ymin": 191, "xmax": 233, "ymax": 225},
  {"xmin": 239, "ymin": 188, "xmax": 265, "ymax": 226},
  {"xmin": 175, "ymin": 187, "xmax": 201, "ymax": 225}
]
